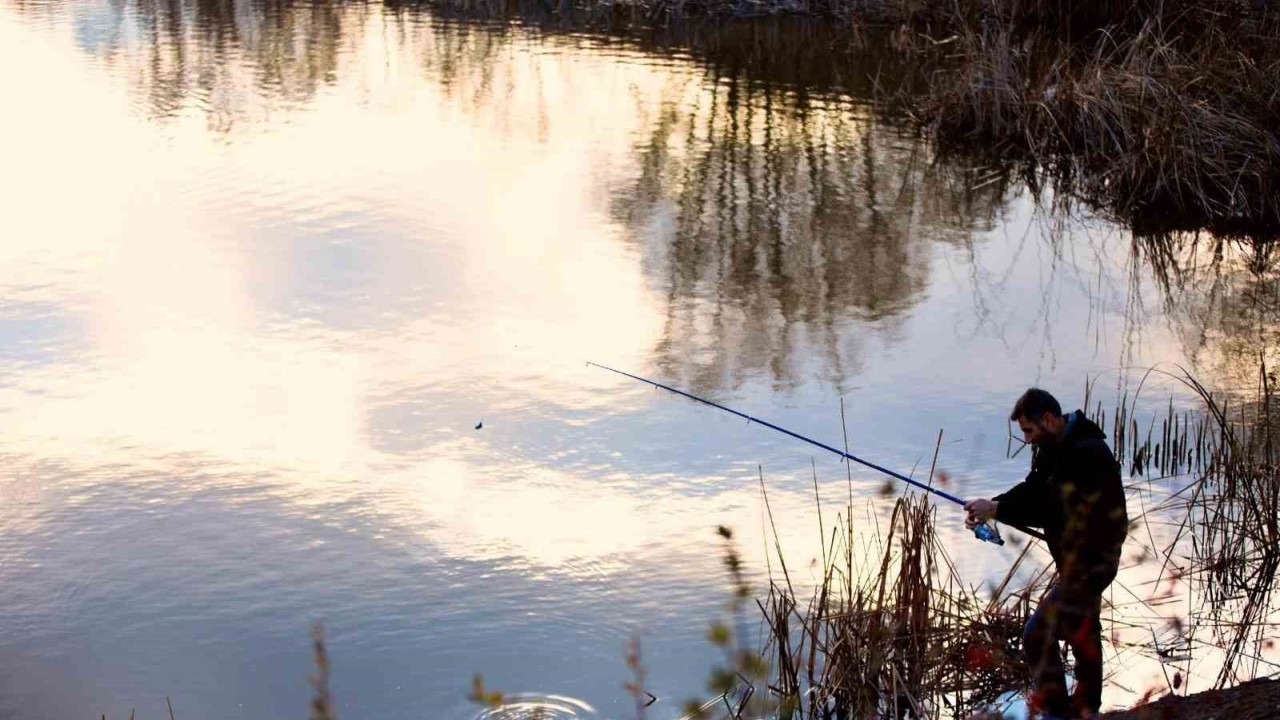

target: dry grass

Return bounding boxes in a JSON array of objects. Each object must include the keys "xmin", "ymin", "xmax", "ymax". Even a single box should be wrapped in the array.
[
  {"xmin": 766, "ymin": 494, "xmax": 1035, "ymax": 719},
  {"xmin": 419, "ymin": 0, "xmax": 1280, "ymax": 239},
  {"xmin": 680, "ymin": 491, "xmax": 1047, "ymax": 719},
  {"xmin": 1072, "ymin": 351, "xmax": 1280, "ymax": 693},
  {"xmin": 311, "ymin": 623, "xmax": 338, "ymax": 720},
  {"xmin": 916, "ymin": 4, "xmax": 1280, "ymax": 238}
]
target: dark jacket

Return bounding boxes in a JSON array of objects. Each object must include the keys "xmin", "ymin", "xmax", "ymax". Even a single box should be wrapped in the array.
[{"xmin": 995, "ymin": 410, "xmax": 1128, "ymax": 592}]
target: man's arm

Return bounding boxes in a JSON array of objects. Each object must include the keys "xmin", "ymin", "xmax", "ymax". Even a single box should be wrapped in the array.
[
  {"xmin": 990, "ymin": 475, "xmax": 1053, "ymax": 529},
  {"xmin": 964, "ymin": 473, "xmax": 1050, "ymax": 529}
]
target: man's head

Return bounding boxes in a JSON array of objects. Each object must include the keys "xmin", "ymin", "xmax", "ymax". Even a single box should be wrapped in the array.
[{"xmin": 1010, "ymin": 388, "xmax": 1065, "ymax": 446}]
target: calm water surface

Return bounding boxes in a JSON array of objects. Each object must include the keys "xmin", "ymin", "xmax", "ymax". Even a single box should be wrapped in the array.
[{"xmin": 0, "ymin": 1, "xmax": 1255, "ymax": 718}]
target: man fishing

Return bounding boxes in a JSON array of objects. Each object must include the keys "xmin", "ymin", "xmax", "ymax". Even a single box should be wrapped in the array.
[{"xmin": 964, "ymin": 388, "xmax": 1128, "ymax": 719}]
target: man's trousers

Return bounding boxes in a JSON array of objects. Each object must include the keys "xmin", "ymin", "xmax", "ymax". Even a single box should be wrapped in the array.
[{"xmin": 1022, "ymin": 580, "xmax": 1105, "ymax": 718}]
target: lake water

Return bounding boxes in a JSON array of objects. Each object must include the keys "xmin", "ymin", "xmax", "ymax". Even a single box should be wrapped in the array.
[{"xmin": 0, "ymin": 1, "xmax": 1261, "ymax": 718}]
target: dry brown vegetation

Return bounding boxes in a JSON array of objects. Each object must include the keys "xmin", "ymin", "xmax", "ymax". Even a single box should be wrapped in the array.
[
  {"xmin": 673, "ymin": 475, "xmax": 1049, "ymax": 719},
  {"xmin": 418, "ymin": 0, "xmax": 1280, "ymax": 239},
  {"xmin": 906, "ymin": 1, "xmax": 1280, "ymax": 239},
  {"xmin": 1097, "ymin": 367, "xmax": 1280, "ymax": 690},
  {"xmin": 749, "ymin": 494, "xmax": 1044, "ymax": 719}
]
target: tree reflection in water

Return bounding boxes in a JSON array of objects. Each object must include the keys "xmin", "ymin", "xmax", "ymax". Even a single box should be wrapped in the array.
[
  {"xmin": 36, "ymin": 0, "xmax": 1276, "ymax": 396},
  {"xmin": 1140, "ymin": 234, "xmax": 1280, "ymax": 394},
  {"xmin": 66, "ymin": 0, "xmax": 348, "ymax": 128},
  {"xmin": 610, "ymin": 72, "xmax": 1011, "ymax": 395}
]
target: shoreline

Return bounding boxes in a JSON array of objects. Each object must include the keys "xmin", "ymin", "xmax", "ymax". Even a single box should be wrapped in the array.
[
  {"xmin": 417, "ymin": 0, "xmax": 1280, "ymax": 240},
  {"xmin": 1100, "ymin": 676, "xmax": 1280, "ymax": 720}
]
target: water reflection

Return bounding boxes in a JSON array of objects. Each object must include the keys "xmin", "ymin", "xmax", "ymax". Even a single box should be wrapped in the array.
[
  {"xmin": 66, "ymin": 0, "xmax": 348, "ymax": 124},
  {"xmin": 1, "ymin": 1, "xmax": 1268, "ymax": 718},
  {"xmin": 613, "ymin": 74, "xmax": 1013, "ymax": 392},
  {"xmin": 1145, "ymin": 235, "xmax": 1280, "ymax": 393},
  {"xmin": 15, "ymin": 0, "xmax": 1024, "ymax": 394}
]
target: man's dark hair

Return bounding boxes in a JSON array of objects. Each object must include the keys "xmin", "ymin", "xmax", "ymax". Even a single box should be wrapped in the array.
[{"xmin": 1010, "ymin": 388, "xmax": 1062, "ymax": 422}]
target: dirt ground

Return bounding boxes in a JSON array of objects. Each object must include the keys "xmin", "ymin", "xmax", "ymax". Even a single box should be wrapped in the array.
[{"xmin": 1098, "ymin": 677, "xmax": 1280, "ymax": 720}]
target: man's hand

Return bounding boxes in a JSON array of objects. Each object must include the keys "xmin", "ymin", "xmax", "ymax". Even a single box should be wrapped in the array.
[{"xmin": 964, "ymin": 498, "xmax": 998, "ymax": 529}]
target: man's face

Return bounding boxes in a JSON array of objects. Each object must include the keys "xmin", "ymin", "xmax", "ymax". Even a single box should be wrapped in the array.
[{"xmin": 1017, "ymin": 412, "xmax": 1059, "ymax": 447}]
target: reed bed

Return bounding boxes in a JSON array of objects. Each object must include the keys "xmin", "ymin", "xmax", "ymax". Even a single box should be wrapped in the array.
[
  {"xmin": 680, "ymin": 492, "xmax": 1048, "ymax": 720},
  {"xmin": 915, "ymin": 3, "xmax": 1280, "ymax": 238},
  {"xmin": 1093, "ymin": 366, "xmax": 1280, "ymax": 689}
]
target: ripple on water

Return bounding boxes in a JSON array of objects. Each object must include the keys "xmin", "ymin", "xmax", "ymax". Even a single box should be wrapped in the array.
[{"xmin": 471, "ymin": 694, "xmax": 598, "ymax": 720}]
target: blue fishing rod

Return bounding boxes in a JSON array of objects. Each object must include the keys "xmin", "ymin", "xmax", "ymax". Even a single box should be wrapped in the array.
[{"xmin": 589, "ymin": 362, "xmax": 1045, "ymax": 546}]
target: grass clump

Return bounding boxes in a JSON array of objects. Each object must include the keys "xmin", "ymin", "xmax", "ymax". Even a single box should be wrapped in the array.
[
  {"xmin": 722, "ymin": 489, "xmax": 1046, "ymax": 719},
  {"xmin": 914, "ymin": 2, "xmax": 1280, "ymax": 238}
]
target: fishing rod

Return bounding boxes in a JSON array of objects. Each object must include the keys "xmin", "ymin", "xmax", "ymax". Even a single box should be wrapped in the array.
[{"xmin": 588, "ymin": 361, "xmax": 1046, "ymax": 546}]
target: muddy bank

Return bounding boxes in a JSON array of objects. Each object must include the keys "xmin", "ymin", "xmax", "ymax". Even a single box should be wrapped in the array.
[{"xmin": 1100, "ymin": 677, "xmax": 1280, "ymax": 720}]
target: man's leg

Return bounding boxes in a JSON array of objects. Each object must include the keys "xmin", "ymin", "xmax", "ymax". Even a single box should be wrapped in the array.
[
  {"xmin": 1023, "ymin": 585, "xmax": 1071, "ymax": 717},
  {"xmin": 1066, "ymin": 592, "xmax": 1104, "ymax": 715}
]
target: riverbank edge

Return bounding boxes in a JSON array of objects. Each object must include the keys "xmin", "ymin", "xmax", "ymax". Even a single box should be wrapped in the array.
[{"xmin": 1098, "ymin": 676, "xmax": 1280, "ymax": 720}]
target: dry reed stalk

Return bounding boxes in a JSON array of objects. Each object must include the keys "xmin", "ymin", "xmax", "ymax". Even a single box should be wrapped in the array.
[{"xmin": 311, "ymin": 623, "xmax": 338, "ymax": 720}]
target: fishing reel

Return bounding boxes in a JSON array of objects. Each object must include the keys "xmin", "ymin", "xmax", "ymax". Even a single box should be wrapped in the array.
[{"xmin": 973, "ymin": 521, "xmax": 1005, "ymax": 546}]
